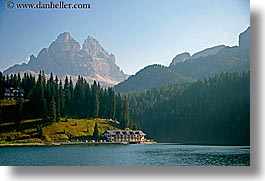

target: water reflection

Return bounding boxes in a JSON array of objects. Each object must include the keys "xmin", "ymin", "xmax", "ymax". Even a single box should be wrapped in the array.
[{"xmin": 0, "ymin": 144, "xmax": 250, "ymax": 166}]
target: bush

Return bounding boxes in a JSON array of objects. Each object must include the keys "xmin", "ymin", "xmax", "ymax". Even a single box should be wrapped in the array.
[
  {"xmin": 6, "ymin": 136, "xmax": 14, "ymax": 142},
  {"xmin": 44, "ymin": 135, "xmax": 51, "ymax": 142}
]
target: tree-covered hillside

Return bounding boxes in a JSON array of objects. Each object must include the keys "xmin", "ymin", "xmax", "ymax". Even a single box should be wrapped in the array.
[
  {"xmin": 128, "ymin": 71, "xmax": 250, "ymax": 145},
  {"xmin": 113, "ymin": 64, "xmax": 193, "ymax": 93}
]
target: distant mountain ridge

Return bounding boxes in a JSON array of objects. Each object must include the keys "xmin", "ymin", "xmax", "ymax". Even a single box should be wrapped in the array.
[
  {"xmin": 170, "ymin": 45, "xmax": 226, "ymax": 66},
  {"xmin": 4, "ymin": 32, "xmax": 128, "ymax": 87},
  {"xmin": 170, "ymin": 52, "xmax": 191, "ymax": 66},
  {"xmin": 114, "ymin": 26, "xmax": 250, "ymax": 93},
  {"xmin": 170, "ymin": 27, "xmax": 250, "ymax": 79},
  {"xmin": 190, "ymin": 45, "xmax": 226, "ymax": 59}
]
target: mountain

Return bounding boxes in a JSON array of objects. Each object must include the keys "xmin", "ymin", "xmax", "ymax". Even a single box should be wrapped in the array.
[
  {"xmin": 114, "ymin": 27, "xmax": 249, "ymax": 93},
  {"xmin": 113, "ymin": 64, "xmax": 193, "ymax": 93},
  {"xmin": 219, "ymin": 27, "xmax": 250, "ymax": 59},
  {"xmin": 4, "ymin": 32, "xmax": 127, "ymax": 87},
  {"xmin": 190, "ymin": 45, "xmax": 226, "ymax": 59},
  {"xmin": 170, "ymin": 52, "xmax": 191, "ymax": 66},
  {"xmin": 170, "ymin": 27, "xmax": 250, "ymax": 79},
  {"xmin": 170, "ymin": 45, "xmax": 226, "ymax": 67}
]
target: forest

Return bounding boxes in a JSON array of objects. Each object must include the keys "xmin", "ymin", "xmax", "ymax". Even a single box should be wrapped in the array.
[
  {"xmin": 127, "ymin": 71, "xmax": 250, "ymax": 145},
  {"xmin": 0, "ymin": 71, "xmax": 134, "ymax": 130},
  {"xmin": 0, "ymin": 70, "xmax": 250, "ymax": 145}
]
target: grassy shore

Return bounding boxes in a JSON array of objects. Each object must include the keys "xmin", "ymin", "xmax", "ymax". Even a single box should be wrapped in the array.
[{"xmin": 0, "ymin": 118, "xmax": 120, "ymax": 144}]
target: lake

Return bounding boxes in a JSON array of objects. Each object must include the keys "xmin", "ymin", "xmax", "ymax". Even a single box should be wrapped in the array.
[{"xmin": 0, "ymin": 144, "xmax": 250, "ymax": 166}]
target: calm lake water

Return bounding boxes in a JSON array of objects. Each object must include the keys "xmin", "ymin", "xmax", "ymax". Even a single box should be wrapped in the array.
[{"xmin": 0, "ymin": 144, "xmax": 250, "ymax": 166}]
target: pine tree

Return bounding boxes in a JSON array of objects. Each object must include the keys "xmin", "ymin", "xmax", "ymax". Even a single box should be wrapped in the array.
[
  {"xmin": 108, "ymin": 88, "xmax": 116, "ymax": 119},
  {"xmin": 59, "ymin": 80, "xmax": 64, "ymax": 117},
  {"xmin": 69, "ymin": 77, "xmax": 74, "ymax": 115},
  {"xmin": 56, "ymin": 97, "xmax": 60, "ymax": 122},
  {"xmin": 37, "ymin": 124, "xmax": 44, "ymax": 139},
  {"xmin": 92, "ymin": 81, "xmax": 99, "ymax": 118},
  {"xmin": 64, "ymin": 76, "xmax": 70, "ymax": 116},
  {"xmin": 115, "ymin": 93, "xmax": 122, "ymax": 123},
  {"xmin": 99, "ymin": 89, "xmax": 107, "ymax": 118},
  {"xmin": 50, "ymin": 96, "xmax": 56, "ymax": 122},
  {"xmin": 0, "ymin": 72, "xmax": 4, "ymax": 99},
  {"xmin": 0, "ymin": 102, "xmax": 3, "ymax": 130},
  {"xmin": 15, "ymin": 96, "xmax": 23, "ymax": 126},
  {"xmin": 93, "ymin": 122, "xmax": 100, "ymax": 140},
  {"xmin": 121, "ymin": 97, "xmax": 130, "ymax": 129},
  {"xmin": 73, "ymin": 76, "xmax": 83, "ymax": 117},
  {"xmin": 55, "ymin": 76, "xmax": 60, "ymax": 122},
  {"xmin": 36, "ymin": 71, "xmax": 47, "ymax": 119},
  {"xmin": 84, "ymin": 83, "xmax": 92, "ymax": 118}
]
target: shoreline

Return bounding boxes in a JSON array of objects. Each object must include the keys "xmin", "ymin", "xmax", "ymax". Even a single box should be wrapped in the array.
[
  {"xmin": 0, "ymin": 142, "xmax": 127, "ymax": 147},
  {"xmin": 0, "ymin": 141, "xmax": 156, "ymax": 147},
  {"xmin": 0, "ymin": 142, "xmax": 248, "ymax": 147}
]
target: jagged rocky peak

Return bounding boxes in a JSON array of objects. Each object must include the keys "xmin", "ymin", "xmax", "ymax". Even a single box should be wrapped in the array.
[
  {"xmin": 85, "ymin": 35, "xmax": 98, "ymax": 44},
  {"xmin": 170, "ymin": 52, "xmax": 191, "ymax": 66},
  {"xmin": 82, "ymin": 35, "xmax": 109, "ymax": 58},
  {"xmin": 53, "ymin": 32, "xmax": 78, "ymax": 45},
  {"xmin": 48, "ymin": 32, "xmax": 80, "ymax": 54},
  {"xmin": 27, "ymin": 54, "xmax": 37, "ymax": 65},
  {"xmin": 57, "ymin": 32, "xmax": 72, "ymax": 42},
  {"xmin": 3, "ymin": 32, "xmax": 128, "ymax": 87}
]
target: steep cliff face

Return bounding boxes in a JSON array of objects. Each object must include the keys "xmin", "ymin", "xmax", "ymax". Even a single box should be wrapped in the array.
[
  {"xmin": 219, "ymin": 27, "xmax": 250, "ymax": 59},
  {"xmin": 4, "ymin": 32, "xmax": 127, "ymax": 87}
]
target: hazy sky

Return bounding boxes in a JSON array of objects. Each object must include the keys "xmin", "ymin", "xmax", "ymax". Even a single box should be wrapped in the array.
[{"xmin": 0, "ymin": 0, "xmax": 250, "ymax": 75}]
